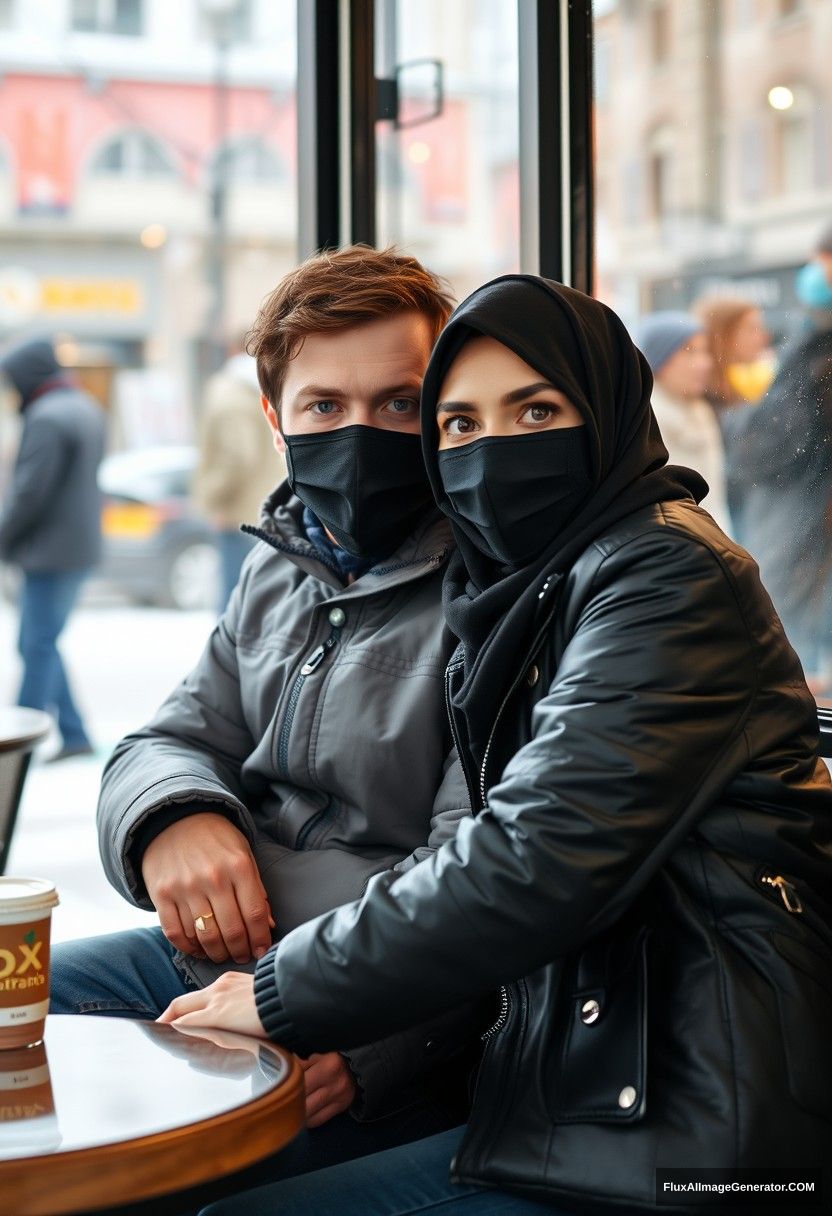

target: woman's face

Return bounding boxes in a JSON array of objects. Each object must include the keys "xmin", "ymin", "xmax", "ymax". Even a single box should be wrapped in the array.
[
  {"xmin": 436, "ymin": 335, "xmax": 584, "ymax": 450},
  {"xmin": 726, "ymin": 309, "xmax": 770, "ymax": 364}
]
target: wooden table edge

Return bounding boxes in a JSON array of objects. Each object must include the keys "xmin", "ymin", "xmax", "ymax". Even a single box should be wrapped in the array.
[{"xmin": 3, "ymin": 1046, "xmax": 305, "ymax": 1216}]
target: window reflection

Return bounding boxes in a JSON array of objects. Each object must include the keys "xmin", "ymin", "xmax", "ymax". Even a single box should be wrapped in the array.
[
  {"xmin": 375, "ymin": 0, "xmax": 520, "ymax": 301},
  {"xmin": 595, "ymin": 0, "xmax": 832, "ymax": 690}
]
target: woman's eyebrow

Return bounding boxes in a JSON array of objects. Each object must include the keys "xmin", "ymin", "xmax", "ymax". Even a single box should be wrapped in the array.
[
  {"xmin": 436, "ymin": 399, "xmax": 480, "ymax": 415},
  {"xmin": 502, "ymin": 381, "xmax": 558, "ymax": 404}
]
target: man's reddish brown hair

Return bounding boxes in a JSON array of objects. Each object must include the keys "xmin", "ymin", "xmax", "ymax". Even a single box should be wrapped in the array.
[{"xmin": 246, "ymin": 244, "xmax": 455, "ymax": 407}]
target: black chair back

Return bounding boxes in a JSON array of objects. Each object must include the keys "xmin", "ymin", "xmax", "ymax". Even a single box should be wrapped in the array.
[{"xmin": 0, "ymin": 708, "xmax": 51, "ymax": 874}]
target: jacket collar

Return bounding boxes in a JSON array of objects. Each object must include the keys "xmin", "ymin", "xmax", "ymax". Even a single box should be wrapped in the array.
[{"xmin": 243, "ymin": 479, "xmax": 453, "ymax": 593}]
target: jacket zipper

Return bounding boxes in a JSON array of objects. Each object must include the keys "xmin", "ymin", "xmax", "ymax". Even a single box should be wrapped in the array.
[
  {"xmin": 758, "ymin": 869, "xmax": 803, "ymax": 914},
  {"xmin": 276, "ymin": 623, "xmax": 342, "ymax": 778},
  {"xmin": 478, "ymin": 582, "xmax": 562, "ymax": 808},
  {"xmin": 481, "ymin": 986, "xmax": 510, "ymax": 1041}
]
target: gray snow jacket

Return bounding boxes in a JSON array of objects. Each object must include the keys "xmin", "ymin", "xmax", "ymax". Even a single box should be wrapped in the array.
[
  {"xmin": 97, "ymin": 483, "xmax": 473, "ymax": 1116},
  {"xmin": 0, "ymin": 386, "xmax": 105, "ymax": 572}
]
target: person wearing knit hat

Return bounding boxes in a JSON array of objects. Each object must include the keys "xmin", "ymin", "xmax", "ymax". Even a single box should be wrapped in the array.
[{"xmin": 634, "ymin": 310, "xmax": 730, "ymax": 533}]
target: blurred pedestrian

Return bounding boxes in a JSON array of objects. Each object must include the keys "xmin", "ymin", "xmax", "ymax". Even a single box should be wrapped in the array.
[
  {"xmin": 694, "ymin": 295, "xmax": 773, "ymax": 408},
  {"xmin": 635, "ymin": 311, "xmax": 730, "ymax": 532},
  {"xmin": 718, "ymin": 224, "xmax": 832, "ymax": 691},
  {"xmin": 192, "ymin": 346, "xmax": 285, "ymax": 612},
  {"xmin": 0, "ymin": 338, "xmax": 106, "ymax": 759}
]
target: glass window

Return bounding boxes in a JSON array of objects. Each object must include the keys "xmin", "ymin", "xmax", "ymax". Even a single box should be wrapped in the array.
[
  {"xmin": 212, "ymin": 137, "xmax": 286, "ymax": 183},
  {"xmin": 594, "ymin": 0, "xmax": 832, "ymax": 687},
  {"xmin": 1, "ymin": 4, "xmax": 297, "ymax": 444},
  {"xmin": 776, "ymin": 0, "xmax": 806, "ymax": 19},
  {"xmin": 649, "ymin": 1, "xmax": 671, "ymax": 67},
  {"xmin": 71, "ymin": 0, "xmax": 144, "ymax": 36},
  {"xmin": 90, "ymin": 131, "xmax": 177, "ymax": 177},
  {"xmin": 375, "ymin": 0, "xmax": 520, "ymax": 302},
  {"xmin": 196, "ymin": 0, "xmax": 253, "ymax": 45}
]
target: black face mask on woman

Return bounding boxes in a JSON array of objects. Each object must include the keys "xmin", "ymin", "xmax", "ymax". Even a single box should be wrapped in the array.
[
  {"xmin": 437, "ymin": 427, "xmax": 594, "ymax": 568},
  {"xmin": 284, "ymin": 424, "xmax": 435, "ymax": 557}
]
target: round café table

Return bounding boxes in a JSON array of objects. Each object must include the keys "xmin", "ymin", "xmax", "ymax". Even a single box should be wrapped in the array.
[{"xmin": 0, "ymin": 1015, "xmax": 305, "ymax": 1215}]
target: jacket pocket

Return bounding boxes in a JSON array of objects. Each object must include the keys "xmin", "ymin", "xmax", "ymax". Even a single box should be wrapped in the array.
[
  {"xmin": 549, "ymin": 925, "xmax": 649, "ymax": 1125},
  {"xmin": 769, "ymin": 929, "xmax": 832, "ymax": 1120}
]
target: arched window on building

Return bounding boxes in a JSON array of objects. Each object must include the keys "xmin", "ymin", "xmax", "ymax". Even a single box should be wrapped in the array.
[
  {"xmin": 89, "ymin": 130, "xmax": 176, "ymax": 177},
  {"xmin": 647, "ymin": 124, "xmax": 675, "ymax": 220},
  {"xmin": 772, "ymin": 84, "xmax": 815, "ymax": 196},
  {"xmin": 210, "ymin": 137, "xmax": 286, "ymax": 185}
]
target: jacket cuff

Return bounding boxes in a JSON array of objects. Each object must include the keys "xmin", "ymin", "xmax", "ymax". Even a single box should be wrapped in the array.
[
  {"xmin": 128, "ymin": 801, "xmax": 241, "ymax": 877},
  {"xmin": 254, "ymin": 946, "xmax": 312, "ymax": 1055}
]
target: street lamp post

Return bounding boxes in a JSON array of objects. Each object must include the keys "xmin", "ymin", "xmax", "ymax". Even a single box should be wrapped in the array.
[{"xmin": 201, "ymin": 0, "xmax": 239, "ymax": 375}]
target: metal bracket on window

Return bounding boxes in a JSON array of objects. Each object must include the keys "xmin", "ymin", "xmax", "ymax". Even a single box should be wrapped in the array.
[{"xmin": 375, "ymin": 58, "xmax": 444, "ymax": 129}]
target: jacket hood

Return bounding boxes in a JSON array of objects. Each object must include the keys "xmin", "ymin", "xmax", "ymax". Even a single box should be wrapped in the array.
[
  {"xmin": 0, "ymin": 339, "xmax": 62, "ymax": 408},
  {"xmin": 253, "ymin": 479, "xmax": 452, "ymax": 576}
]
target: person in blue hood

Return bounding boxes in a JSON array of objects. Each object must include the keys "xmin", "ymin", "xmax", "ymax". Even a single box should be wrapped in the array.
[{"xmin": 0, "ymin": 337, "xmax": 105, "ymax": 759}]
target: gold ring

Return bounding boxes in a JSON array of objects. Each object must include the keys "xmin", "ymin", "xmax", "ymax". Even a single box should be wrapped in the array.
[{"xmin": 194, "ymin": 913, "xmax": 215, "ymax": 933}]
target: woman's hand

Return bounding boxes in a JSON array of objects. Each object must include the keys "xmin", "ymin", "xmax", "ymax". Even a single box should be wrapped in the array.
[
  {"xmin": 301, "ymin": 1053, "xmax": 358, "ymax": 1127},
  {"xmin": 159, "ymin": 976, "xmax": 357, "ymax": 1126},
  {"xmin": 157, "ymin": 971, "xmax": 264, "ymax": 1038}
]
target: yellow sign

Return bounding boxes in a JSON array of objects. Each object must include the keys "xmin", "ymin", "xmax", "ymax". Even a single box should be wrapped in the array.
[{"xmin": 40, "ymin": 278, "xmax": 143, "ymax": 314}]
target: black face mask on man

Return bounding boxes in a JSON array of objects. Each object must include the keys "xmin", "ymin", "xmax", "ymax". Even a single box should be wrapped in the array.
[
  {"xmin": 284, "ymin": 424, "xmax": 435, "ymax": 557},
  {"xmin": 437, "ymin": 427, "xmax": 594, "ymax": 568}
]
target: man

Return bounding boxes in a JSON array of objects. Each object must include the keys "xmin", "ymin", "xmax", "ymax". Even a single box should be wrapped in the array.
[
  {"xmin": 192, "ymin": 344, "xmax": 286, "ymax": 611},
  {"xmin": 720, "ymin": 222, "xmax": 832, "ymax": 689},
  {"xmin": 635, "ymin": 311, "xmax": 730, "ymax": 533},
  {"xmin": 51, "ymin": 246, "xmax": 476, "ymax": 1169},
  {"xmin": 0, "ymin": 338, "xmax": 105, "ymax": 760}
]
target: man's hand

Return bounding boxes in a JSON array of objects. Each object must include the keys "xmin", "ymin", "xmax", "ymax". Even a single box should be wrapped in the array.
[
  {"xmin": 142, "ymin": 812, "xmax": 274, "ymax": 964},
  {"xmin": 300, "ymin": 1053, "xmax": 358, "ymax": 1127}
]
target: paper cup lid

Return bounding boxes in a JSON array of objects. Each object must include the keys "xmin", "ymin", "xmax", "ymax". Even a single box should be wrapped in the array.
[{"xmin": 0, "ymin": 879, "xmax": 59, "ymax": 914}]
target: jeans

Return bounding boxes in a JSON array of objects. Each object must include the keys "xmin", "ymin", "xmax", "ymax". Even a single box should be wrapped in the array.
[
  {"xmin": 217, "ymin": 529, "xmax": 255, "ymax": 613},
  {"xmin": 17, "ymin": 569, "xmax": 91, "ymax": 749},
  {"xmin": 51, "ymin": 926, "xmax": 195, "ymax": 1018},
  {"xmin": 199, "ymin": 1127, "xmax": 562, "ymax": 1216},
  {"xmin": 51, "ymin": 928, "xmax": 458, "ymax": 1192}
]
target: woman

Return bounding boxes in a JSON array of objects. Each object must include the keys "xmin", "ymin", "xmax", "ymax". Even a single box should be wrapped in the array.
[
  {"xmin": 163, "ymin": 278, "xmax": 832, "ymax": 1215},
  {"xmin": 694, "ymin": 294, "xmax": 773, "ymax": 408}
]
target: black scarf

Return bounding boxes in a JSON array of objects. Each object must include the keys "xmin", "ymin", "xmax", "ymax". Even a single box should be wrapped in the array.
[{"xmin": 420, "ymin": 275, "xmax": 707, "ymax": 764}]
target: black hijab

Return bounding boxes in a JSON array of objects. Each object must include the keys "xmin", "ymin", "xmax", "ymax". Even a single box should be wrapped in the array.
[{"xmin": 420, "ymin": 275, "xmax": 706, "ymax": 764}]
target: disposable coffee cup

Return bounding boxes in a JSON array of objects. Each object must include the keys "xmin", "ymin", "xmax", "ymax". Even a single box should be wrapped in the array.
[{"xmin": 0, "ymin": 879, "xmax": 59, "ymax": 1049}]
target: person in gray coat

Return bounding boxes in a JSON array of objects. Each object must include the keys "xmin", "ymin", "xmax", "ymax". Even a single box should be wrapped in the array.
[
  {"xmin": 0, "ymin": 338, "xmax": 105, "ymax": 759},
  {"xmin": 50, "ymin": 247, "xmax": 477, "ymax": 1176}
]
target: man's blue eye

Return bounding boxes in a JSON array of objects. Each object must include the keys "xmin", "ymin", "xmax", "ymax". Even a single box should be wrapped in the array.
[
  {"xmin": 389, "ymin": 399, "xmax": 415, "ymax": 412},
  {"xmin": 313, "ymin": 401, "xmax": 336, "ymax": 414}
]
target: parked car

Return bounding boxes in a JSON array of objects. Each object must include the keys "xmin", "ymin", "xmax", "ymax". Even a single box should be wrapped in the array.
[{"xmin": 97, "ymin": 446, "xmax": 220, "ymax": 610}]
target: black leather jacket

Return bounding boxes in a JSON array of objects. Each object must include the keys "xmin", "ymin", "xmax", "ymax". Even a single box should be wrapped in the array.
[{"xmin": 258, "ymin": 500, "xmax": 832, "ymax": 1210}]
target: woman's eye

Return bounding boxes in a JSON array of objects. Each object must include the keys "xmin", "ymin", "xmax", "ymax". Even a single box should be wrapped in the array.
[
  {"xmin": 384, "ymin": 398, "xmax": 418, "ymax": 415},
  {"xmin": 310, "ymin": 400, "xmax": 339, "ymax": 416},
  {"xmin": 444, "ymin": 416, "xmax": 477, "ymax": 436},
  {"xmin": 521, "ymin": 404, "xmax": 557, "ymax": 425}
]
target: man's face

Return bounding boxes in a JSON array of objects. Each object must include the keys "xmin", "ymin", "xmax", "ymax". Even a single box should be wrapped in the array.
[
  {"xmin": 261, "ymin": 312, "xmax": 434, "ymax": 452},
  {"xmin": 655, "ymin": 332, "xmax": 713, "ymax": 402}
]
